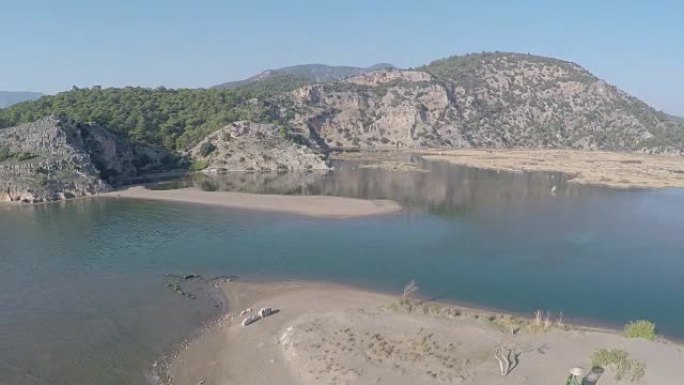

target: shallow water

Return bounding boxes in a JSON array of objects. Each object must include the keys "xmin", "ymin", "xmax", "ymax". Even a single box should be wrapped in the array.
[{"xmin": 2, "ymin": 158, "xmax": 684, "ymax": 384}]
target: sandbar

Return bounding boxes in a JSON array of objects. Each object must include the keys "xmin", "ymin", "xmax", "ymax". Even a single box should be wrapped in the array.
[
  {"xmin": 101, "ymin": 186, "xmax": 402, "ymax": 218},
  {"xmin": 167, "ymin": 280, "xmax": 684, "ymax": 385}
]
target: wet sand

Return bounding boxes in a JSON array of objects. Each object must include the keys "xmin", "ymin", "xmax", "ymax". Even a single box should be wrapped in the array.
[
  {"xmin": 167, "ymin": 281, "xmax": 684, "ymax": 385},
  {"xmin": 101, "ymin": 186, "xmax": 402, "ymax": 218}
]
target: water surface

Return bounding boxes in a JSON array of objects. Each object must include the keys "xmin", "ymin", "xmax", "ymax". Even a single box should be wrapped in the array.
[{"xmin": 2, "ymin": 158, "xmax": 683, "ymax": 385}]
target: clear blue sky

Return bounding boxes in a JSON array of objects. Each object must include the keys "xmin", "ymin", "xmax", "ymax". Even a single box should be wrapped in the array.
[{"xmin": 1, "ymin": 0, "xmax": 682, "ymax": 114}]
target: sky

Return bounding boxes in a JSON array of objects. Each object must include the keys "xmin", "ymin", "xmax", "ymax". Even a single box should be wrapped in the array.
[{"xmin": 1, "ymin": 0, "xmax": 682, "ymax": 115}]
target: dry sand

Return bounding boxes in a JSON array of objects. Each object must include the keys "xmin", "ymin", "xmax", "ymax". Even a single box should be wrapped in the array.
[
  {"xmin": 423, "ymin": 149, "xmax": 684, "ymax": 189},
  {"xmin": 167, "ymin": 281, "xmax": 684, "ymax": 385},
  {"xmin": 100, "ymin": 186, "xmax": 401, "ymax": 218}
]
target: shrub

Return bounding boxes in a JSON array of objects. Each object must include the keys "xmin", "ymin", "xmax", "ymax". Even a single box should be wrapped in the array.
[
  {"xmin": 189, "ymin": 159, "xmax": 208, "ymax": 171},
  {"xmin": 15, "ymin": 152, "xmax": 37, "ymax": 161},
  {"xmin": 623, "ymin": 320, "xmax": 656, "ymax": 340},
  {"xmin": 0, "ymin": 145, "xmax": 12, "ymax": 161},
  {"xmin": 591, "ymin": 348, "xmax": 646, "ymax": 381},
  {"xmin": 198, "ymin": 142, "xmax": 216, "ymax": 157}
]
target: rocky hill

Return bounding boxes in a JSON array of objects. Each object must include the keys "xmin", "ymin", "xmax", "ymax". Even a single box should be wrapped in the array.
[
  {"xmin": 0, "ymin": 116, "xmax": 329, "ymax": 203},
  {"xmin": 213, "ymin": 63, "xmax": 397, "ymax": 90},
  {"xmin": 0, "ymin": 91, "xmax": 44, "ymax": 108},
  {"xmin": 1, "ymin": 52, "xmax": 683, "ymax": 204},
  {"xmin": 0, "ymin": 116, "xmax": 175, "ymax": 203},
  {"xmin": 280, "ymin": 52, "xmax": 683, "ymax": 153},
  {"xmin": 188, "ymin": 121, "xmax": 329, "ymax": 172}
]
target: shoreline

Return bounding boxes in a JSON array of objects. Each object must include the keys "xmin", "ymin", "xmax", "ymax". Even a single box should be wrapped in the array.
[
  {"xmin": 165, "ymin": 279, "xmax": 684, "ymax": 385},
  {"xmin": 99, "ymin": 186, "xmax": 402, "ymax": 218}
]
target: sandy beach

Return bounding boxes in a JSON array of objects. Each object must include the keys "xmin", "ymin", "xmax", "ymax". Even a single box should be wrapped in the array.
[
  {"xmin": 101, "ymin": 186, "xmax": 402, "ymax": 218},
  {"xmin": 167, "ymin": 281, "xmax": 684, "ymax": 385}
]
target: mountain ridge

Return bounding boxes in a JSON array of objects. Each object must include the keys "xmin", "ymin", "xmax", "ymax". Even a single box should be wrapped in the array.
[
  {"xmin": 0, "ymin": 91, "xmax": 44, "ymax": 108},
  {"xmin": 2, "ymin": 52, "xmax": 683, "ymax": 155},
  {"xmin": 212, "ymin": 63, "xmax": 397, "ymax": 89}
]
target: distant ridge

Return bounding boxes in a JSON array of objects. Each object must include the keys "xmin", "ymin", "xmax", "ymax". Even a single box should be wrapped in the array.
[
  {"xmin": 212, "ymin": 63, "xmax": 397, "ymax": 89},
  {"xmin": 0, "ymin": 91, "xmax": 44, "ymax": 108}
]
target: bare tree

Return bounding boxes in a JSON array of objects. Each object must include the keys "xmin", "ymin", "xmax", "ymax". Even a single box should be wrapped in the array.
[
  {"xmin": 401, "ymin": 279, "xmax": 419, "ymax": 302},
  {"xmin": 534, "ymin": 309, "xmax": 543, "ymax": 327},
  {"xmin": 543, "ymin": 311, "xmax": 552, "ymax": 330}
]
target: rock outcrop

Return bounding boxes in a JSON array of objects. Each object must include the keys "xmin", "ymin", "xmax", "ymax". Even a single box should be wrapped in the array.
[
  {"xmin": 282, "ymin": 53, "xmax": 682, "ymax": 153},
  {"xmin": 0, "ymin": 116, "xmax": 175, "ymax": 203},
  {"xmin": 188, "ymin": 121, "xmax": 329, "ymax": 172}
]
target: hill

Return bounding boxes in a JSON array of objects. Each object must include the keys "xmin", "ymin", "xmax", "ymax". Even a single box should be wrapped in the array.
[
  {"xmin": 1, "ymin": 52, "xmax": 683, "ymax": 160},
  {"xmin": 670, "ymin": 114, "xmax": 684, "ymax": 124},
  {"xmin": 0, "ymin": 116, "xmax": 175, "ymax": 203},
  {"xmin": 283, "ymin": 52, "xmax": 684, "ymax": 153},
  {"xmin": 0, "ymin": 91, "xmax": 44, "ymax": 108},
  {"xmin": 0, "ymin": 86, "xmax": 271, "ymax": 150},
  {"xmin": 212, "ymin": 63, "xmax": 396, "ymax": 90}
]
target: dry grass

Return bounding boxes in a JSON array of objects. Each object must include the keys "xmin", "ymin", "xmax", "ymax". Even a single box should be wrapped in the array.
[{"xmin": 422, "ymin": 149, "xmax": 684, "ymax": 189}]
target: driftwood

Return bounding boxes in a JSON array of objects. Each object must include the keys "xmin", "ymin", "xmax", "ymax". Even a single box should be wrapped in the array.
[
  {"xmin": 495, "ymin": 344, "xmax": 547, "ymax": 376},
  {"xmin": 495, "ymin": 347, "xmax": 517, "ymax": 376}
]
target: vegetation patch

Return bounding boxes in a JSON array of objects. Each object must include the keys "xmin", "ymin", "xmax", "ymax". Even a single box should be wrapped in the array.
[
  {"xmin": 189, "ymin": 159, "xmax": 208, "ymax": 171},
  {"xmin": 15, "ymin": 152, "xmax": 38, "ymax": 161},
  {"xmin": 198, "ymin": 142, "xmax": 217, "ymax": 157},
  {"xmin": 623, "ymin": 320, "xmax": 656, "ymax": 340},
  {"xmin": 591, "ymin": 348, "xmax": 646, "ymax": 382},
  {"xmin": 0, "ymin": 145, "xmax": 12, "ymax": 161}
]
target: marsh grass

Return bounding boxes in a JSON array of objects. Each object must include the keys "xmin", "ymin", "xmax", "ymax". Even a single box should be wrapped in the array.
[{"xmin": 623, "ymin": 320, "xmax": 656, "ymax": 340}]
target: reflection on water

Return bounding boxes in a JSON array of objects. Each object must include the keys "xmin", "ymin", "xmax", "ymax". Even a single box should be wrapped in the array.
[{"xmin": 149, "ymin": 157, "xmax": 617, "ymax": 216}]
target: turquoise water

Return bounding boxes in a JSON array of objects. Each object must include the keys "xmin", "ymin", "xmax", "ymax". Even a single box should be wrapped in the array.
[{"xmin": 2, "ymin": 159, "xmax": 684, "ymax": 384}]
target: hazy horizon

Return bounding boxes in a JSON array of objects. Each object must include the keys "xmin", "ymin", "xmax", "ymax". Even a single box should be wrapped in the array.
[{"xmin": 2, "ymin": 0, "xmax": 682, "ymax": 115}]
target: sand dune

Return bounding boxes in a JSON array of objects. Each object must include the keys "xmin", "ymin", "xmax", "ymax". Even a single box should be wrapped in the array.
[
  {"xmin": 167, "ymin": 281, "xmax": 684, "ymax": 385},
  {"xmin": 101, "ymin": 186, "xmax": 401, "ymax": 218}
]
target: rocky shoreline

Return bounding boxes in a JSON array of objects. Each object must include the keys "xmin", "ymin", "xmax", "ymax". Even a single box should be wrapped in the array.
[{"xmin": 0, "ymin": 117, "xmax": 330, "ymax": 204}]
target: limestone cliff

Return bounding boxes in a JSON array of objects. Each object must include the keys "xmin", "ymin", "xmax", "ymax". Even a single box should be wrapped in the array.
[
  {"xmin": 0, "ymin": 116, "xmax": 175, "ymax": 203},
  {"xmin": 282, "ymin": 53, "xmax": 682, "ymax": 153},
  {"xmin": 188, "ymin": 121, "xmax": 329, "ymax": 172}
]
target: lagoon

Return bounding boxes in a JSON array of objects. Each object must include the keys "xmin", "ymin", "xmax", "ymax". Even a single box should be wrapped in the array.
[{"xmin": 2, "ymin": 158, "xmax": 684, "ymax": 384}]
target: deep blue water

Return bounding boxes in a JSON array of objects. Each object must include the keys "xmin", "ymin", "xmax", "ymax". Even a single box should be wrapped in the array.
[{"xmin": 1, "ymin": 159, "xmax": 683, "ymax": 384}]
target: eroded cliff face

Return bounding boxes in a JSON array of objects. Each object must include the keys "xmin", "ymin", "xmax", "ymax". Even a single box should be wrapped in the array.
[
  {"xmin": 282, "ymin": 53, "xmax": 681, "ymax": 153},
  {"xmin": 0, "ymin": 116, "xmax": 175, "ymax": 203},
  {"xmin": 189, "ymin": 121, "xmax": 329, "ymax": 172},
  {"xmin": 287, "ymin": 70, "xmax": 465, "ymax": 149}
]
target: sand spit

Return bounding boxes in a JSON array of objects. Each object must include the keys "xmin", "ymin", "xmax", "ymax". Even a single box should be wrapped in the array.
[
  {"xmin": 167, "ymin": 281, "xmax": 684, "ymax": 385},
  {"xmin": 101, "ymin": 186, "xmax": 401, "ymax": 218}
]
